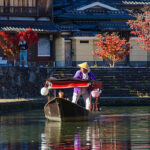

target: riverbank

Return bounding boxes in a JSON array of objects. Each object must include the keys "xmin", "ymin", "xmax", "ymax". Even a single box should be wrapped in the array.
[
  {"xmin": 0, "ymin": 98, "xmax": 47, "ymax": 114},
  {"xmin": 100, "ymin": 96, "xmax": 150, "ymax": 106},
  {"xmin": 0, "ymin": 66, "xmax": 150, "ymax": 98},
  {"xmin": 1, "ymin": 96, "xmax": 150, "ymax": 114},
  {"xmin": 0, "ymin": 66, "xmax": 150, "ymax": 113}
]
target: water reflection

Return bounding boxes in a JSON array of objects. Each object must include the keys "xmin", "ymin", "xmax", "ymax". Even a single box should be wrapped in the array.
[
  {"xmin": 1, "ymin": 107, "xmax": 150, "ymax": 150},
  {"xmin": 0, "ymin": 110, "xmax": 45, "ymax": 150},
  {"xmin": 43, "ymin": 119, "xmax": 130, "ymax": 150},
  {"xmin": 43, "ymin": 107, "xmax": 150, "ymax": 150}
]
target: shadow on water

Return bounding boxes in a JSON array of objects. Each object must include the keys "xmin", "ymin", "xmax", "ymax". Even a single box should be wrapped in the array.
[{"xmin": 1, "ymin": 107, "xmax": 150, "ymax": 149}]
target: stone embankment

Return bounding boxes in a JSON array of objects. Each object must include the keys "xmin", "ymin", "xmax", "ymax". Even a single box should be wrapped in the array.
[
  {"xmin": 53, "ymin": 67, "xmax": 150, "ymax": 98},
  {"xmin": 0, "ymin": 66, "xmax": 150, "ymax": 112},
  {"xmin": 53, "ymin": 67, "xmax": 150, "ymax": 106},
  {"xmin": 0, "ymin": 98, "xmax": 47, "ymax": 114}
]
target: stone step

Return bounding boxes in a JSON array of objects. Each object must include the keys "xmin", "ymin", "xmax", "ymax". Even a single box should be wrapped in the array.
[
  {"xmin": 53, "ymin": 71, "xmax": 149, "ymax": 78},
  {"xmin": 52, "ymin": 68, "xmax": 150, "ymax": 97},
  {"xmin": 102, "ymin": 83, "xmax": 150, "ymax": 87}
]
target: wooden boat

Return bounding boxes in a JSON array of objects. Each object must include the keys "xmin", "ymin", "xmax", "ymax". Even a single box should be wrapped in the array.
[
  {"xmin": 43, "ymin": 78, "xmax": 102, "ymax": 122},
  {"xmin": 44, "ymin": 97, "xmax": 101, "ymax": 121}
]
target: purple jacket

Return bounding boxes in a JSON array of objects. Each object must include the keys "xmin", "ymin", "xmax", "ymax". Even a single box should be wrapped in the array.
[{"xmin": 73, "ymin": 70, "xmax": 96, "ymax": 94}]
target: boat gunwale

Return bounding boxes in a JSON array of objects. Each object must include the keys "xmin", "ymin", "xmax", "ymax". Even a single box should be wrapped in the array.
[{"xmin": 44, "ymin": 97, "xmax": 101, "ymax": 122}]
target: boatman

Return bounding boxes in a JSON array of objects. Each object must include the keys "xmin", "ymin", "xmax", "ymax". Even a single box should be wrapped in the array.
[{"xmin": 72, "ymin": 62, "xmax": 96, "ymax": 110}]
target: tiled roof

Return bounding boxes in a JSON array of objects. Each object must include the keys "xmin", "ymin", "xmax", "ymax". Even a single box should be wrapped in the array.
[
  {"xmin": 54, "ymin": 3, "xmax": 69, "ymax": 7},
  {"xmin": 77, "ymin": 23, "xmax": 97, "ymax": 30},
  {"xmin": 54, "ymin": 0, "xmax": 88, "ymax": 9},
  {"xmin": 58, "ymin": 23, "xmax": 79, "ymax": 31},
  {"xmin": 56, "ymin": 10, "xmax": 133, "ymax": 20},
  {"xmin": 75, "ymin": 1, "xmax": 118, "ymax": 10},
  {"xmin": 54, "ymin": 1, "xmax": 119, "ymax": 13},
  {"xmin": 98, "ymin": 21, "xmax": 130, "ymax": 30},
  {"xmin": 0, "ymin": 21, "xmax": 59, "ymax": 32},
  {"xmin": 70, "ymin": 21, "xmax": 130, "ymax": 31},
  {"xmin": 54, "ymin": 0, "xmax": 69, "ymax": 6},
  {"xmin": 116, "ymin": 0, "xmax": 150, "ymax": 5},
  {"xmin": 73, "ymin": 31, "xmax": 98, "ymax": 36},
  {"xmin": 54, "ymin": 0, "xmax": 150, "ymax": 10},
  {"xmin": 72, "ymin": 21, "xmax": 130, "ymax": 31}
]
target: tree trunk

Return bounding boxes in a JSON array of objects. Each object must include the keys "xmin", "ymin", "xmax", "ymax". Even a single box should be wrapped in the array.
[{"xmin": 109, "ymin": 60, "xmax": 115, "ymax": 67}]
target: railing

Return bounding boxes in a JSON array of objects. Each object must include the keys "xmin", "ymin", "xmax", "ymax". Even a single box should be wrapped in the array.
[{"xmin": 0, "ymin": 6, "xmax": 50, "ymax": 16}]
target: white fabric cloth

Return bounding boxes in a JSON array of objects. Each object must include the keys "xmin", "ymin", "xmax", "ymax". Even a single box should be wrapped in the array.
[
  {"xmin": 72, "ymin": 88, "xmax": 91, "ymax": 110},
  {"xmin": 82, "ymin": 73, "xmax": 89, "ymax": 80}
]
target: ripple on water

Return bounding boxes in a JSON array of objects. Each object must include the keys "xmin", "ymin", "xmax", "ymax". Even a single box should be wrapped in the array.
[{"xmin": 0, "ymin": 107, "xmax": 150, "ymax": 149}]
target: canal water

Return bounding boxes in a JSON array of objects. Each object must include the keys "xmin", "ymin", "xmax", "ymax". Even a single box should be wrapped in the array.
[{"xmin": 1, "ymin": 106, "xmax": 150, "ymax": 150}]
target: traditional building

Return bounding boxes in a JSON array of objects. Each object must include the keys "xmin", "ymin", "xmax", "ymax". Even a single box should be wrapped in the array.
[
  {"xmin": 54, "ymin": 0, "xmax": 150, "ymax": 67},
  {"xmin": 0, "ymin": 0, "xmax": 58, "ymax": 66},
  {"xmin": 0, "ymin": 0, "xmax": 150, "ymax": 67}
]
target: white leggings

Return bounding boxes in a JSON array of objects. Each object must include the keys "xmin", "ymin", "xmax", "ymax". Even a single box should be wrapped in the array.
[{"xmin": 72, "ymin": 88, "xmax": 91, "ymax": 110}]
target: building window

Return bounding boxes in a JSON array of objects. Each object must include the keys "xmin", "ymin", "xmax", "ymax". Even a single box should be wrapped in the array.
[
  {"xmin": 0, "ymin": 0, "xmax": 4, "ymax": 6},
  {"xmin": 38, "ymin": 37, "xmax": 50, "ymax": 56},
  {"xmin": 80, "ymin": 40, "xmax": 89, "ymax": 43},
  {"xmin": 28, "ymin": 0, "xmax": 36, "ymax": 7},
  {"xmin": 0, "ymin": 0, "xmax": 36, "ymax": 7}
]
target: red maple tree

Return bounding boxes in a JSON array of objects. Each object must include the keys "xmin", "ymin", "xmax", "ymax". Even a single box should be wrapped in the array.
[
  {"xmin": 17, "ymin": 28, "xmax": 39, "ymax": 47},
  {"xmin": 93, "ymin": 34, "xmax": 130, "ymax": 67},
  {"xmin": 0, "ymin": 28, "xmax": 38, "ymax": 65},
  {"xmin": 127, "ymin": 6, "xmax": 150, "ymax": 50},
  {"xmin": 0, "ymin": 32, "xmax": 19, "ymax": 57}
]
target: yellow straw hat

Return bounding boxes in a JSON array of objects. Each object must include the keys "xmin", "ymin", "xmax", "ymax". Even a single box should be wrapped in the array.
[{"xmin": 78, "ymin": 62, "xmax": 89, "ymax": 70}]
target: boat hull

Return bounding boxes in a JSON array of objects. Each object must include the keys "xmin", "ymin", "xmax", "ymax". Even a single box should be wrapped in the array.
[{"xmin": 44, "ymin": 98, "xmax": 100, "ymax": 121}]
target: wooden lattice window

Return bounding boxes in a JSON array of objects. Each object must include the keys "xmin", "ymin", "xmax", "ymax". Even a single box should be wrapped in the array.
[
  {"xmin": 0, "ymin": 0, "xmax": 4, "ymax": 6},
  {"xmin": 1, "ymin": 0, "xmax": 36, "ymax": 7}
]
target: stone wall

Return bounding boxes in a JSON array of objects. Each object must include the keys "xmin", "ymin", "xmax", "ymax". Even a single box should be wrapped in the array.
[
  {"xmin": 0, "ymin": 66, "xmax": 53, "ymax": 98},
  {"xmin": 52, "ymin": 67, "xmax": 150, "ymax": 98},
  {"xmin": 1, "ymin": 66, "xmax": 150, "ymax": 99}
]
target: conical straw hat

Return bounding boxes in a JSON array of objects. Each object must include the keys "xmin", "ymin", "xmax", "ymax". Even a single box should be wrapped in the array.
[{"xmin": 78, "ymin": 62, "xmax": 89, "ymax": 70}]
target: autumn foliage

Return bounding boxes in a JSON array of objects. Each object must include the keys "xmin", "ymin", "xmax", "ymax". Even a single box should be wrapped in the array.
[
  {"xmin": 0, "ymin": 28, "xmax": 39, "ymax": 57},
  {"xmin": 127, "ymin": 6, "xmax": 150, "ymax": 50},
  {"xmin": 0, "ymin": 32, "xmax": 19, "ymax": 57},
  {"xmin": 93, "ymin": 34, "xmax": 130, "ymax": 67},
  {"xmin": 17, "ymin": 28, "xmax": 39, "ymax": 47}
]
